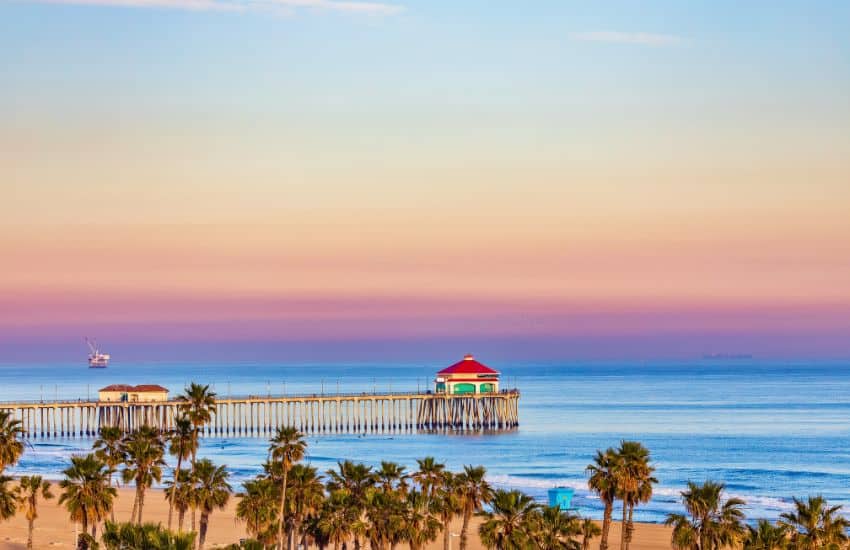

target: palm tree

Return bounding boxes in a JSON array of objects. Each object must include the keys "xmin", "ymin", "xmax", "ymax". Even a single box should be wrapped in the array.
[
  {"xmin": 121, "ymin": 425, "xmax": 166, "ymax": 524},
  {"xmin": 177, "ymin": 383, "xmax": 217, "ymax": 531},
  {"xmin": 59, "ymin": 453, "xmax": 116, "ymax": 541},
  {"xmin": 325, "ymin": 460, "xmax": 376, "ymax": 550},
  {"xmin": 743, "ymin": 519, "xmax": 788, "ymax": 550},
  {"xmin": 402, "ymin": 489, "xmax": 441, "ymax": 550},
  {"xmin": 578, "ymin": 517, "xmax": 601, "ymax": 550},
  {"xmin": 778, "ymin": 495, "xmax": 849, "ymax": 549},
  {"xmin": 237, "ymin": 476, "xmax": 280, "ymax": 548},
  {"xmin": 0, "ymin": 475, "xmax": 17, "ymax": 521},
  {"xmin": 664, "ymin": 480, "xmax": 746, "ymax": 550},
  {"xmin": 288, "ymin": 464, "xmax": 325, "ymax": 550},
  {"xmin": 433, "ymin": 472, "xmax": 460, "ymax": 550},
  {"xmin": 318, "ymin": 490, "xmax": 355, "ymax": 550},
  {"xmin": 0, "ymin": 410, "xmax": 25, "ymax": 473},
  {"xmin": 377, "ymin": 461, "xmax": 409, "ymax": 494},
  {"xmin": 615, "ymin": 440, "xmax": 656, "ymax": 550},
  {"xmin": 15, "ymin": 475, "xmax": 54, "ymax": 549},
  {"xmin": 478, "ymin": 489, "xmax": 539, "ymax": 550},
  {"xmin": 93, "ymin": 425, "xmax": 125, "ymax": 522},
  {"xmin": 412, "ymin": 457, "xmax": 445, "ymax": 504},
  {"xmin": 534, "ymin": 505, "xmax": 581, "ymax": 550},
  {"xmin": 166, "ymin": 415, "xmax": 196, "ymax": 530},
  {"xmin": 192, "ymin": 458, "xmax": 231, "ymax": 550},
  {"xmin": 268, "ymin": 426, "xmax": 307, "ymax": 550},
  {"xmin": 164, "ymin": 468, "xmax": 194, "ymax": 532},
  {"xmin": 586, "ymin": 448, "xmax": 619, "ymax": 550},
  {"xmin": 456, "ymin": 465, "xmax": 493, "ymax": 550}
]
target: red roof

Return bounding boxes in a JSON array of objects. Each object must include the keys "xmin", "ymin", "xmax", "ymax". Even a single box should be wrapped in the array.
[
  {"xmin": 99, "ymin": 384, "xmax": 134, "ymax": 392},
  {"xmin": 98, "ymin": 384, "xmax": 168, "ymax": 393},
  {"xmin": 437, "ymin": 354, "xmax": 499, "ymax": 375}
]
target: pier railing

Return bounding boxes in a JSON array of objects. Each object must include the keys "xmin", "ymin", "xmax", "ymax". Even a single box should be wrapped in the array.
[{"xmin": 0, "ymin": 389, "xmax": 520, "ymax": 438}]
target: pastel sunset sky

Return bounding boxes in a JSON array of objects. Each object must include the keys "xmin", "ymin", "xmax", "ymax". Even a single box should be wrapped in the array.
[{"xmin": 2, "ymin": 1, "xmax": 849, "ymax": 360}]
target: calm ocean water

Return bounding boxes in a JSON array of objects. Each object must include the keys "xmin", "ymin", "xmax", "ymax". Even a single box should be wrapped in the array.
[{"xmin": 2, "ymin": 359, "xmax": 849, "ymax": 523}]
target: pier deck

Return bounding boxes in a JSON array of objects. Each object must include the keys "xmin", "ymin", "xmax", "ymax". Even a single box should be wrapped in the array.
[{"xmin": 0, "ymin": 390, "xmax": 519, "ymax": 438}]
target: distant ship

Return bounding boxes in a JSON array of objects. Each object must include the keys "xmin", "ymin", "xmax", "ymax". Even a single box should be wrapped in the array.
[
  {"xmin": 86, "ymin": 338, "xmax": 110, "ymax": 368},
  {"xmin": 703, "ymin": 353, "xmax": 753, "ymax": 360}
]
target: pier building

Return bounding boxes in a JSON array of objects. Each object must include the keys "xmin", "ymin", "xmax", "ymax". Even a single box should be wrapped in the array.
[
  {"xmin": 434, "ymin": 354, "xmax": 500, "ymax": 394},
  {"xmin": 98, "ymin": 384, "xmax": 169, "ymax": 403}
]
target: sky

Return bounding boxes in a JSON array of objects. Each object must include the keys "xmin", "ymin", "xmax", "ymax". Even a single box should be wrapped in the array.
[{"xmin": 1, "ymin": 0, "xmax": 849, "ymax": 361}]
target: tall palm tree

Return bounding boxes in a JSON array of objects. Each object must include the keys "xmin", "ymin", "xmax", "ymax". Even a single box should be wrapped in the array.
[
  {"xmin": 177, "ymin": 383, "xmax": 217, "ymax": 531},
  {"xmin": 93, "ymin": 425, "xmax": 125, "ymax": 522},
  {"xmin": 412, "ymin": 457, "xmax": 445, "ymax": 504},
  {"xmin": 167, "ymin": 415, "xmax": 196, "ymax": 530},
  {"xmin": 192, "ymin": 458, "xmax": 231, "ymax": 550},
  {"xmin": 778, "ymin": 495, "xmax": 849, "ymax": 549},
  {"xmin": 237, "ymin": 476, "xmax": 280, "ymax": 548},
  {"xmin": 164, "ymin": 468, "xmax": 194, "ymax": 533},
  {"xmin": 325, "ymin": 460, "xmax": 376, "ymax": 550},
  {"xmin": 586, "ymin": 448, "xmax": 619, "ymax": 550},
  {"xmin": 402, "ymin": 489, "xmax": 441, "ymax": 550},
  {"xmin": 433, "ymin": 472, "xmax": 460, "ymax": 550},
  {"xmin": 318, "ymin": 490, "xmax": 356, "ymax": 550},
  {"xmin": 615, "ymin": 440, "xmax": 656, "ymax": 550},
  {"xmin": 534, "ymin": 505, "xmax": 581, "ymax": 550},
  {"xmin": 664, "ymin": 480, "xmax": 746, "ymax": 550},
  {"xmin": 456, "ymin": 465, "xmax": 493, "ymax": 550},
  {"xmin": 15, "ymin": 475, "xmax": 54, "ymax": 549},
  {"xmin": 0, "ymin": 410, "xmax": 25, "ymax": 473},
  {"xmin": 288, "ymin": 464, "xmax": 325, "ymax": 550},
  {"xmin": 478, "ymin": 489, "xmax": 539, "ymax": 550},
  {"xmin": 743, "ymin": 519, "xmax": 788, "ymax": 550},
  {"xmin": 578, "ymin": 517, "xmax": 601, "ymax": 550},
  {"xmin": 0, "ymin": 476, "xmax": 18, "ymax": 522},
  {"xmin": 59, "ymin": 453, "xmax": 116, "ymax": 541},
  {"xmin": 268, "ymin": 426, "xmax": 306, "ymax": 550},
  {"xmin": 121, "ymin": 425, "xmax": 166, "ymax": 524}
]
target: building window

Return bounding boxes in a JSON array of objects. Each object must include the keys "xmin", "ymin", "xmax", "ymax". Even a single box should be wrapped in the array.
[{"xmin": 453, "ymin": 383, "xmax": 476, "ymax": 395}]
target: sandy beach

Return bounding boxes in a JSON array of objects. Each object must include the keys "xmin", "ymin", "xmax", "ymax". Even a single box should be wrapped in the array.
[{"xmin": 0, "ymin": 487, "xmax": 673, "ymax": 549}]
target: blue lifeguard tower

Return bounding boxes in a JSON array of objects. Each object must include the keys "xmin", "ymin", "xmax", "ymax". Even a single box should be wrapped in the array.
[{"xmin": 548, "ymin": 487, "xmax": 575, "ymax": 511}]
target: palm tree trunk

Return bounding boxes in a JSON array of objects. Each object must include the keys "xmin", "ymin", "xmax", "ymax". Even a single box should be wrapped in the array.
[
  {"xmin": 278, "ymin": 468, "xmax": 288, "ymax": 550},
  {"xmin": 138, "ymin": 485, "xmax": 146, "ymax": 524},
  {"xmin": 109, "ymin": 473, "xmax": 115, "ymax": 523},
  {"xmin": 619, "ymin": 501, "xmax": 628, "ymax": 550},
  {"xmin": 198, "ymin": 512, "xmax": 209, "ymax": 550},
  {"xmin": 130, "ymin": 486, "xmax": 139, "ymax": 524},
  {"xmin": 169, "ymin": 455, "xmax": 183, "ymax": 530},
  {"xmin": 460, "ymin": 506, "xmax": 472, "ymax": 550},
  {"xmin": 625, "ymin": 503, "xmax": 635, "ymax": 550},
  {"xmin": 178, "ymin": 508, "xmax": 186, "ymax": 532},
  {"xmin": 600, "ymin": 500, "xmax": 613, "ymax": 550},
  {"xmin": 27, "ymin": 517, "xmax": 34, "ymax": 549},
  {"xmin": 191, "ymin": 436, "xmax": 198, "ymax": 533},
  {"xmin": 442, "ymin": 522, "xmax": 450, "ymax": 550}
]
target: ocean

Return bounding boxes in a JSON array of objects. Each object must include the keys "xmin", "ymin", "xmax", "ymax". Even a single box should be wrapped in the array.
[{"xmin": 2, "ymin": 359, "xmax": 849, "ymax": 523}]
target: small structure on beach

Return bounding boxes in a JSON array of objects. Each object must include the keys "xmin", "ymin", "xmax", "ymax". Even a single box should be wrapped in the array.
[
  {"xmin": 434, "ymin": 354, "xmax": 500, "ymax": 395},
  {"xmin": 98, "ymin": 384, "xmax": 169, "ymax": 403},
  {"xmin": 548, "ymin": 487, "xmax": 575, "ymax": 511}
]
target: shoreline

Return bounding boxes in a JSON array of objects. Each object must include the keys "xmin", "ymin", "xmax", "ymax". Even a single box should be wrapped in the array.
[{"xmin": 0, "ymin": 487, "xmax": 674, "ymax": 549}]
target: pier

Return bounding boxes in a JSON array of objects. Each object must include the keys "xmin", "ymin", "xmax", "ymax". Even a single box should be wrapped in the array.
[{"xmin": 0, "ymin": 390, "xmax": 520, "ymax": 438}]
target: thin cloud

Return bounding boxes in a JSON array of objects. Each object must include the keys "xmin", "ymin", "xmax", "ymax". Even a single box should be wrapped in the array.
[
  {"xmin": 570, "ymin": 31, "xmax": 680, "ymax": 46},
  {"xmin": 25, "ymin": 0, "xmax": 403, "ymax": 14}
]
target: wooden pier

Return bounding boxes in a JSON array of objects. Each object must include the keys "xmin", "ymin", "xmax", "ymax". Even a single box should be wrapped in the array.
[{"xmin": 0, "ymin": 390, "xmax": 519, "ymax": 438}]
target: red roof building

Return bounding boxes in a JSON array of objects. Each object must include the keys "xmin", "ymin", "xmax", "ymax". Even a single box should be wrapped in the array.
[
  {"xmin": 435, "ymin": 354, "xmax": 500, "ymax": 395},
  {"xmin": 98, "ymin": 384, "xmax": 169, "ymax": 403}
]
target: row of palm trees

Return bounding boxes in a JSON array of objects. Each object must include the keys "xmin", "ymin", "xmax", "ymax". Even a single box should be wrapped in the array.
[
  {"xmin": 666, "ymin": 481, "xmax": 849, "ymax": 550},
  {"xmin": 231, "ymin": 427, "xmax": 602, "ymax": 550}
]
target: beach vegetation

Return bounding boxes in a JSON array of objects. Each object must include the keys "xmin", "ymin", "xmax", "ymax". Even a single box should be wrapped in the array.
[
  {"xmin": 59, "ymin": 453, "xmax": 117, "ymax": 543},
  {"xmin": 191, "ymin": 458, "xmax": 232, "ymax": 550},
  {"xmin": 121, "ymin": 425, "xmax": 167, "ymax": 525},
  {"xmin": 15, "ymin": 475, "xmax": 54, "ymax": 549},
  {"xmin": 665, "ymin": 480, "xmax": 746, "ymax": 550}
]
